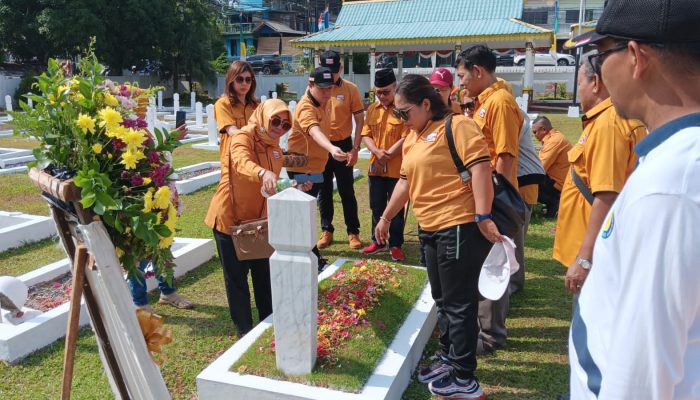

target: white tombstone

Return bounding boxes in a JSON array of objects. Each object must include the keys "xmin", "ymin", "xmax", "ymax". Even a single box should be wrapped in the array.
[
  {"xmin": 190, "ymin": 91, "xmax": 196, "ymax": 111},
  {"xmin": 4, "ymin": 95, "xmax": 12, "ymax": 121},
  {"xmin": 272, "ymin": 91, "xmax": 278, "ymax": 99},
  {"xmin": 157, "ymin": 91, "xmax": 163, "ymax": 110},
  {"xmin": 260, "ymin": 95, "xmax": 267, "ymax": 102},
  {"xmin": 568, "ymin": 105, "xmax": 581, "ymax": 118},
  {"xmin": 147, "ymin": 105, "xmax": 156, "ymax": 131},
  {"xmin": 267, "ymin": 188, "xmax": 318, "ymax": 375},
  {"xmin": 27, "ymin": 98, "xmax": 33, "ymax": 109},
  {"xmin": 206, "ymin": 104, "xmax": 217, "ymax": 146},
  {"xmin": 173, "ymin": 93, "xmax": 179, "ymax": 115},
  {"xmin": 195, "ymin": 102, "xmax": 203, "ymax": 126},
  {"xmin": 288, "ymin": 100, "xmax": 297, "ymax": 113}
]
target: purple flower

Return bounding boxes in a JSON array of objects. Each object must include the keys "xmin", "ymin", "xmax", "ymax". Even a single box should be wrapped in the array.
[
  {"xmin": 148, "ymin": 151, "xmax": 160, "ymax": 164},
  {"xmin": 131, "ymin": 174, "xmax": 144, "ymax": 186},
  {"xmin": 112, "ymin": 139, "xmax": 126, "ymax": 150},
  {"xmin": 136, "ymin": 116, "xmax": 148, "ymax": 128},
  {"xmin": 121, "ymin": 170, "xmax": 130, "ymax": 179}
]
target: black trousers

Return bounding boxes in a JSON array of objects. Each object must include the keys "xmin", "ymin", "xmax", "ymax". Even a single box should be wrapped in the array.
[
  {"xmin": 286, "ymin": 172, "xmax": 325, "ymax": 265},
  {"xmin": 317, "ymin": 136, "xmax": 360, "ymax": 234},
  {"xmin": 538, "ymin": 176, "xmax": 561, "ymax": 217},
  {"xmin": 213, "ymin": 229, "xmax": 272, "ymax": 336},
  {"xmin": 420, "ymin": 222, "xmax": 493, "ymax": 379},
  {"xmin": 368, "ymin": 176, "xmax": 404, "ymax": 247}
]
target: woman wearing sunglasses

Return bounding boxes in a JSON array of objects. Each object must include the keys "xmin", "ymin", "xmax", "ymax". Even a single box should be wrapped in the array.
[
  {"xmin": 375, "ymin": 74, "xmax": 502, "ymax": 400},
  {"xmin": 214, "ymin": 61, "xmax": 258, "ymax": 160},
  {"xmin": 205, "ymin": 99, "xmax": 309, "ymax": 337}
]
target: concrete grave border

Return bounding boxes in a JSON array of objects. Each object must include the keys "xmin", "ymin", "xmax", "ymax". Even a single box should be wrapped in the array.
[{"xmin": 0, "ymin": 211, "xmax": 56, "ymax": 253}]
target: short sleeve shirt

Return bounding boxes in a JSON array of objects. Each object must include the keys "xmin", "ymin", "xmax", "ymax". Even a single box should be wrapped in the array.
[
  {"xmin": 553, "ymin": 98, "xmax": 647, "ymax": 266},
  {"xmin": 286, "ymin": 92, "xmax": 331, "ymax": 174},
  {"xmin": 400, "ymin": 115, "xmax": 491, "ymax": 231},
  {"xmin": 539, "ymin": 129, "xmax": 573, "ymax": 190},
  {"xmin": 327, "ymin": 79, "xmax": 364, "ymax": 141},
  {"xmin": 473, "ymin": 80, "xmax": 523, "ymax": 187},
  {"xmin": 361, "ymin": 102, "xmax": 409, "ymax": 178},
  {"xmin": 213, "ymin": 96, "xmax": 257, "ymax": 160}
]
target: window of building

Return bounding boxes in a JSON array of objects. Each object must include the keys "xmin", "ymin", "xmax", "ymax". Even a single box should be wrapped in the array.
[
  {"xmin": 565, "ymin": 9, "xmax": 595, "ymax": 23},
  {"xmin": 522, "ymin": 10, "xmax": 549, "ymax": 25}
]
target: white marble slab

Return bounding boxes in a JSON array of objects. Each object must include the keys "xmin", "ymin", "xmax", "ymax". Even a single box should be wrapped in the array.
[
  {"xmin": 0, "ymin": 211, "xmax": 56, "ymax": 253},
  {"xmin": 174, "ymin": 162, "xmax": 221, "ymax": 195}
]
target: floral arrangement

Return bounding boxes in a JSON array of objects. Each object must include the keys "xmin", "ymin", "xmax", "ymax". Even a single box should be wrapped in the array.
[
  {"xmin": 266, "ymin": 259, "xmax": 404, "ymax": 367},
  {"xmin": 11, "ymin": 42, "xmax": 181, "ymax": 282}
]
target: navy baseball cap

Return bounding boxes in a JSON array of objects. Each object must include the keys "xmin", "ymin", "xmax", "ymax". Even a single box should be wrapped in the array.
[
  {"xmin": 565, "ymin": 0, "xmax": 700, "ymax": 49},
  {"xmin": 309, "ymin": 67, "xmax": 334, "ymax": 88},
  {"xmin": 320, "ymin": 51, "xmax": 341, "ymax": 73}
]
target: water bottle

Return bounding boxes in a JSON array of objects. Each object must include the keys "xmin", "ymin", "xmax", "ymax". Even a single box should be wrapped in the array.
[{"xmin": 261, "ymin": 178, "xmax": 297, "ymax": 198}]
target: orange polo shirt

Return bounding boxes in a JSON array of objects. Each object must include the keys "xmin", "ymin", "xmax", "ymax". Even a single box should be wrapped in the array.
[
  {"xmin": 553, "ymin": 98, "xmax": 647, "ymax": 266},
  {"xmin": 361, "ymin": 102, "xmax": 409, "ymax": 179},
  {"xmin": 539, "ymin": 129, "xmax": 573, "ymax": 190},
  {"xmin": 327, "ymin": 79, "xmax": 364, "ymax": 141},
  {"xmin": 473, "ymin": 80, "xmax": 522, "ymax": 188},
  {"xmin": 400, "ymin": 115, "xmax": 491, "ymax": 231},
  {"xmin": 204, "ymin": 131, "xmax": 284, "ymax": 232},
  {"xmin": 213, "ymin": 96, "xmax": 257, "ymax": 160},
  {"xmin": 286, "ymin": 92, "xmax": 331, "ymax": 174}
]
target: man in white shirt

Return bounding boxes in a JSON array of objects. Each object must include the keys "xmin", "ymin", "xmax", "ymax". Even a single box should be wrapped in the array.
[{"xmin": 565, "ymin": 0, "xmax": 700, "ymax": 398}]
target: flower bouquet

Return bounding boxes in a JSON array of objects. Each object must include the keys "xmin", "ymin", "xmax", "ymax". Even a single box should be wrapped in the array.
[{"xmin": 11, "ymin": 42, "xmax": 181, "ymax": 283}]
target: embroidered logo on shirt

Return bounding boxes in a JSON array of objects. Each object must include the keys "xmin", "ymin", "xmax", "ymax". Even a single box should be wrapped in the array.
[
  {"xmin": 478, "ymin": 108, "xmax": 487, "ymax": 118},
  {"xmin": 601, "ymin": 212, "xmax": 614, "ymax": 239},
  {"xmin": 336, "ymin": 94, "xmax": 345, "ymax": 101},
  {"xmin": 424, "ymin": 132, "xmax": 437, "ymax": 143},
  {"xmin": 272, "ymin": 150, "xmax": 280, "ymax": 159},
  {"xmin": 578, "ymin": 134, "xmax": 588, "ymax": 145}
]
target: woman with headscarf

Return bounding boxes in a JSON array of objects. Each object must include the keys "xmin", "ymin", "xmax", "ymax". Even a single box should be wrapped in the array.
[{"xmin": 205, "ymin": 99, "xmax": 304, "ymax": 337}]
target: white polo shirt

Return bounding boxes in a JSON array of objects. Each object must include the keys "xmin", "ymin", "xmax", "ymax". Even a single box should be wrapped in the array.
[{"xmin": 570, "ymin": 113, "xmax": 700, "ymax": 399}]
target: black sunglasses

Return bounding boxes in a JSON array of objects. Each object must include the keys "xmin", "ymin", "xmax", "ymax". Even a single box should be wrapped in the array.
[
  {"xmin": 235, "ymin": 76, "xmax": 253, "ymax": 84},
  {"xmin": 392, "ymin": 105, "xmax": 415, "ymax": 121},
  {"xmin": 270, "ymin": 116, "xmax": 292, "ymax": 131},
  {"xmin": 588, "ymin": 41, "xmax": 629, "ymax": 74}
]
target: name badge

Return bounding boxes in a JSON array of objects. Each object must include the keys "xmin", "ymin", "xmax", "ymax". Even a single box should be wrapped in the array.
[
  {"xmin": 478, "ymin": 108, "xmax": 487, "ymax": 118},
  {"xmin": 424, "ymin": 132, "xmax": 437, "ymax": 143},
  {"xmin": 336, "ymin": 94, "xmax": 345, "ymax": 101},
  {"xmin": 272, "ymin": 150, "xmax": 281, "ymax": 159}
]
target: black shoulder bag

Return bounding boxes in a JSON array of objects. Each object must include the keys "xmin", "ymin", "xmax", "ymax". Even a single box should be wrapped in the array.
[{"xmin": 444, "ymin": 114, "xmax": 528, "ymax": 239}]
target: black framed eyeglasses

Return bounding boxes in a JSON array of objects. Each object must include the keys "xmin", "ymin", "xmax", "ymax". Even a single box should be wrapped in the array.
[
  {"xmin": 270, "ymin": 116, "xmax": 292, "ymax": 131},
  {"xmin": 588, "ymin": 41, "xmax": 629, "ymax": 74},
  {"xmin": 392, "ymin": 105, "xmax": 415, "ymax": 121}
]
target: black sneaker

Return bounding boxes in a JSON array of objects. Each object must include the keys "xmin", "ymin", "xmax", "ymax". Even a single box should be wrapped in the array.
[
  {"xmin": 428, "ymin": 373, "xmax": 485, "ymax": 399},
  {"xmin": 318, "ymin": 257, "xmax": 328, "ymax": 274},
  {"xmin": 417, "ymin": 354, "xmax": 452, "ymax": 383}
]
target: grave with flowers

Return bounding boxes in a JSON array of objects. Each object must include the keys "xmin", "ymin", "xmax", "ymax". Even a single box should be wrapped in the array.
[{"xmin": 197, "ymin": 189, "xmax": 437, "ymax": 400}]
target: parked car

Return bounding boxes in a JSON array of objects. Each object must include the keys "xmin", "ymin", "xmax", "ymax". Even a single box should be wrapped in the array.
[
  {"xmin": 246, "ymin": 54, "xmax": 282, "ymax": 75},
  {"xmin": 493, "ymin": 50, "xmax": 515, "ymax": 66},
  {"xmin": 514, "ymin": 52, "xmax": 575, "ymax": 66}
]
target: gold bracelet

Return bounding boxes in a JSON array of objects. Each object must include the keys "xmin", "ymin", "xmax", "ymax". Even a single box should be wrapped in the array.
[{"xmin": 379, "ymin": 216, "xmax": 391, "ymax": 223}]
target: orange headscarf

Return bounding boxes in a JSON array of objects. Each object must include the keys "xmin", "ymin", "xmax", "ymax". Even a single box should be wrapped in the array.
[{"xmin": 237, "ymin": 98, "xmax": 290, "ymax": 148}]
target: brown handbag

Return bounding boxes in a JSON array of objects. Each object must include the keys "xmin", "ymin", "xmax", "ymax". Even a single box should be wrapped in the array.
[
  {"xmin": 230, "ymin": 217, "xmax": 274, "ymax": 260},
  {"xmin": 227, "ymin": 135, "xmax": 275, "ymax": 261}
]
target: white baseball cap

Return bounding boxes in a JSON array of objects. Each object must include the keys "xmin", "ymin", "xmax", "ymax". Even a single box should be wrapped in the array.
[{"xmin": 478, "ymin": 236, "xmax": 519, "ymax": 301}]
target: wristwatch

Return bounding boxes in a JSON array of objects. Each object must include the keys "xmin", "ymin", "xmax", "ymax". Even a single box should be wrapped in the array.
[
  {"xmin": 474, "ymin": 213, "xmax": 493, "ymax": 223},
  {"xmin": 576, "ymin": 256, "xmax": 592, "ymax": 270}
]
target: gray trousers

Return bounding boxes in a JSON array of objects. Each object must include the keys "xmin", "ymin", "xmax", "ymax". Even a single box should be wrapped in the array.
[{"xmin": 478, "ymin": 204, "xmax": 533, "ymax": 348}]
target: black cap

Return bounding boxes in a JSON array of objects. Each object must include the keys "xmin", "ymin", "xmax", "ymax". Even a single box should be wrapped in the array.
[
  {"xmin": 374, "ymin": 68, "xmax": 396, "ymax": 88},
  {"xmin": 566, "ymin": 0, "xmax": 700, "ymax": 49},
  {"xmin": 309, "ymin": 67, "xmax": 334, "ymax": 88},
  {"xmin": 320, "ymin": 50, "xmax": 341, "ymax": 73}
]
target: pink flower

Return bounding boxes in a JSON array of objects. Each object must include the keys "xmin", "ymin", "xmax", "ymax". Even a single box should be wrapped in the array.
[
  {"xmin": 148, "ymin": 151, "xmax": 160, "ymax": 164},
  {"xmin": 131, "ymin": 174, "xmax": 144, "ymax": 186}
]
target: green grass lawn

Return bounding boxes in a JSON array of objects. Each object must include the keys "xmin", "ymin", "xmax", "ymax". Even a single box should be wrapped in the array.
[{"xmin": 0, "ymin": 114, "xmax": 581, "ymax": 399}]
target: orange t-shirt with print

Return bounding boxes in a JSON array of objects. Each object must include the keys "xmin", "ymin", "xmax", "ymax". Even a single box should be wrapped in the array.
[
  {"xmin": 400, "ymin": 115, "xmax": 491, "ymax": 231},
  {"xmin": 553, "ymin": 98, "xmax": 647, "ymax": 266},
  {"xmin": 286, "ymin": 92, "xmax": 332, "ymax": 174},
  {"xmin": 213, "ymin": 96, "xmax": 257, "ymax": 160},
  {"xmin": 361, "ymin": 102, "xmax": 409, "ymax": 179},
  {"xmin": 472, "ymin": 80, "xmax": 523, "ymax": 188},
  {"xmin": 327, "ymin": 79, "xmax": 364, "ymax": 141}
]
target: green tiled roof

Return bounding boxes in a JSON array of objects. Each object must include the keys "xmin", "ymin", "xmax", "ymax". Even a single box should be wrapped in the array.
[{"xmin": 295, "ymin": 0, "xmax": 551, "ymax": 46}]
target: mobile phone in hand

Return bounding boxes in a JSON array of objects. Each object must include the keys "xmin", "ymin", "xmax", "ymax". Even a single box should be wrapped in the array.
[{"xmin": 176, "ymin": 111, "xmax": 186, "ymax": 128}]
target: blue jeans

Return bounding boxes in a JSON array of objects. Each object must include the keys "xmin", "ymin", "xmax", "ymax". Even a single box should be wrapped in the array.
[{"xmin": 128, "ymin": 260, "xmax": 176, "ymax": 306}]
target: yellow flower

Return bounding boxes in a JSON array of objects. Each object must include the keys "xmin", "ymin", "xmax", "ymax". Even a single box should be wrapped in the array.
[
  {"xmin": 143, "ymin": 188, "xmax": 155, "ymax": 212},
  {"xmin": 154, "ymin": 186, "xmax": 171, "ymax": 209},
  {"xmin": 164, "ymin": 205, "xmax": 178, "ymax": 231},
  {"xmin": 75, "ymin": 93, "xmax": 85, "ymax": 102},
  {"xmin": 48, "ymin": 94, "xmax": 56, "ymax": 104},
  {"xmin": 143, "ymin": 177, "xmax": 152, "ymax": 185},
  {"xmin": 104, "ymin": 93, "xmax": 119, "ymax": 107},
  {"xmin": 58, "ymin": 85, "xmax": 69, "ymax": 94},
  {"xmin": 70, "ymin": 78, "xmax": 80, "ymax": 90},
  {"xmin": 106, "ymin": 125, "xmax": 128, "ymax": 139},
  {"xmin": 356, "ymin": 309, "xmax": 366, "ymax": 317},
  {"xmin": 107, "ymin": 153, "xmax": 113, "ymax": 159},
  {"xmin": 120, "ymin": 150, "xmax": 144, "ymax": 170},
  {"xmin": 76, "ymin": 113, "xmax": 96, "ymax": 134},
  {"xmin": 98, "ymin": 107, "xmax": 123, "ymax": 129},
  {"xmin": 123, "ymin": 129, "xmax": 145, "ymax": 152},
  {"xmin": 115, "ymin": 247, "xmax": 124, "ymax": 257},
  {"xmin": 92, "ymin": 143, "xmax": 103, "ymax": 154},
  {"xmin": 158, "ymin": 234, "xmax": 175, "ymax": 249},
  {"xmin": 360, "ymin": 266, "xmax": 368, "ymax": 272}
]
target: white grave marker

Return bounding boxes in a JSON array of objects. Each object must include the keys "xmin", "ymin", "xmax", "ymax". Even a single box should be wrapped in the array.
[
  {"xmin": 190, "ymin": 91, "xmax": 196, "ymax": 111},
  {"xmin": 272, "ymin": 91, "xmax": 278, "ymax": 99},
  {"xmin": 260, "ymin": 95, "xmax": 267, "ymax": 102},
  {"xmin": 173, "ymin": 93, "xmax": 179, "ymax": 115},
  {"xmin": 206, "ymin": 104, "xmax": 217, "ymax": 147},
  {"xmin": 195, "ymin": 102, "xmax": 203, "ymax": 126},
  {"xmin": 4, "ymin": 96, "xmax": 12, "ymax": 121},
  {"xmin": 267, "ymin": 188, "xmax": 318, "ymax": 375},
  {"xmin": 157, "ymin": 91, "xmax": 163, "ymax": 110}
]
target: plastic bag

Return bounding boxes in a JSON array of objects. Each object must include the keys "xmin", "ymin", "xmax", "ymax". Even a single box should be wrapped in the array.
[{"xmin": 478, "ymin": 236, "xmax": 519, "ymax": 301}]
